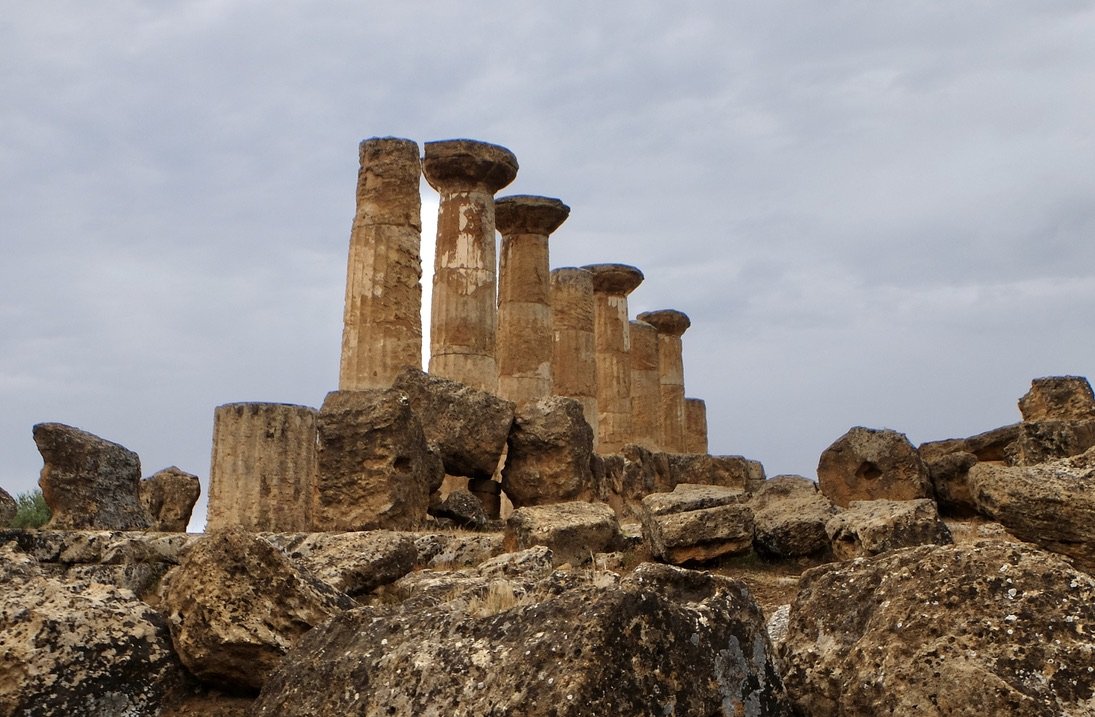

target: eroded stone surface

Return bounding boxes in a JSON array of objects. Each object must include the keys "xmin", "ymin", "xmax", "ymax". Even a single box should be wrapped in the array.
[
  {"xmin": 140, "ymin": 466, "xmax": 200, "ymax": 532},
  {"xmin": 825, "ymin": 499, "xmax": 953, "ymax": 561},
  {"xmin": 503, "ymin": 501, "xmax": 620, "ymax": 565},
  {"xmin": 428, "ymin": 488, "xmax": 489, "ymax": 529},
  {"xmin": 750, "ymin": 475, "xmax": 836, "ymax": 558},
  {"xmin": 684, "ymin": 397, "xmax": 709, "ymax": 454},
  {"xmin": 628, "ymin": 319, "xmax": 660, "ymax": 449},
  {"xmin": 0, "ymin": 489, "xmax": 15, "ymax": 526},
  {"xmin": 636, "ymin": 309, "xmax": 691, "ymax": 453},
  {"xmin": 501, "ymin": 396, "xmax": 594, "ymax": 507},
  {"xmin": 549, "ymin": 267, "xmax": 598, "ymax": 435},
  {"xmin": 817, "ymin": 426, "xmax": 932, "ymax": 508},
  {"xmin": 640, "ymin": 484, "xmax": 754, "ymax": 564},
  {"xmin": 780, "ymin": 541, "xmax": 1095, "ymax": 716},
  {"xmin": 263, "ymin": 530, "xmax": 418, "ymax": 598},
  {"xmin": 1006, "ymin": 418, "xmax": 1095, "ymax": 466},
  {"xmin": 667, "ymin": 453, "xmax": 766, "ymax": 493},
  {"xmin": 1018, "ymin": 375, "xmax": 1095, "ymax": 422}
]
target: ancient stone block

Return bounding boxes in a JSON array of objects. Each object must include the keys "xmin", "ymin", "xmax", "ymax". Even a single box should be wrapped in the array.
[
  {"xmin": 207, "ymin": 402, "xmax": 317, "ymax": 532},
  {"xmin": 33, "ymin": 422, "xmax": 150, "ymax": 531},
  {"xmin": 501, "ymin": 396, "xmax": 595, "ymax": 507},
  {"xmin": 817, "ymin": 426, "xmax": 932, "ymax": 508},
  {"xmin": 263, "ymin": 530, "xmax": 418, "ymax": 598},
  {"xmin": 636, "ymin": 309, "xmax": 691, "ymax": 453},
  {"xmin": 466, "ymin": 476, "xmax": 502, "ymax": 520},
  {"xmin": 666, "ymin": 452, "xmax": 766, "ymax": 493},
  {"xmin": 503, "ymin": 501, "xmax": 620, "ymax": 566},
  {"xmin": 592, "ymin": 443, "xmax": 669, "ymax": 521},
  {"xmin": 158, "ymin": 528, "xmax": 352, "ymax": 692},
  {"xmin": 683, "ymin": 397, "xmax": 709, "ymax": 454},
  {"xmin": 550, "ymin": 267, "xmax": 598, "ymax": 435},
  {"xmin": 750, "ymin": 475, "xmax": 837, "ymax": 558},
  {"xmin": 391, "ymin": 367, "xmax": 513, "ymax": 478},
  {"xmin": 779, "ymin": 542, "xmax": 1095, "ymax": 716},
  {"xmin": 0, "ymin": 488, "xmax": 15, "ymax": 526},
  {"xmin": 1018, "ymin": 375, "xmax": 1095, "ymax": 422},
  {"xmin": 628, "ymin": 319, "xmax": 660, "ymax": 449},
  {"xmin": 140, "ymin": 466, "xmax": 200, "ymax": 532},
  {"xmin": 640, "ymin": 484, "xmax": 754, "ymax": 564},
  {"xmin": 1005, "ymin": 418, "xmax": 1095, "ymax": 466},
  {"xmin": 825, "ymin": 498, "xmax": 952, "ymax": 561},
  {"xmin": 314, "ymin": 389, "xmax": 443, "ymax": 531},
  {"xmin": 428, "ymin": 488, "xmax": 489, "ymax": 529}
]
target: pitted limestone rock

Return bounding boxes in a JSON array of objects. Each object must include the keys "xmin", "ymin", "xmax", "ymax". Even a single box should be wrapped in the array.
[{"xmin": 817, "ymin": 426, "xmax": 932, "ymax": 508}]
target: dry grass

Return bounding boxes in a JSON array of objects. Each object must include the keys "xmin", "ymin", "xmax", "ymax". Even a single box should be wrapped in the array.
[{"xmin": 466, "ymin": 579, "xmax": 522, "ymax": 617}]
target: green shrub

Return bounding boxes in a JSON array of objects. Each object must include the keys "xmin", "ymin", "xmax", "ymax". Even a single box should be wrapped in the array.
[{"xmin": 10, "ymin": 490, "xmax": 50, "ymax": 529}]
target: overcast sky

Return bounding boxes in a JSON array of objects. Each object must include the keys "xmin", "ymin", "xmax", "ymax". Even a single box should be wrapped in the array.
[{"xmin": 3, "ymin": 2, "xmax": 1094, "ymax": 531}]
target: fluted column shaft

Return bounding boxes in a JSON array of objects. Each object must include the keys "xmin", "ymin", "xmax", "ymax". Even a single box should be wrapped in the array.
[
  {"xmin": 684, "ymin": 397, "xmax": 709, "ymax": 454},
  {"xmin": 339, "ymin": 137, "xmax": 423, "ymax": 390},
  {"xmin": 496, "ymin": 195, "xmax": 570, "ymax": 406},
  {"xmin": 424, "ymin": 139, "xmax": 518, "ymax": 393},
  {"xmin": 551, "ymin": 268, "xmax": 598, "ymax": 436},
  {"xmin": 637, "ymin": 309, "xmax": 691, "ymax": 453},
  {"xmin": 629, "ymin": 320, "xmax": 660, "ymax": 449}
]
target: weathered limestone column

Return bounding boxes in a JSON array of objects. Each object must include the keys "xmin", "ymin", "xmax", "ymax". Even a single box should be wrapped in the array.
[
  {"xmin": 584, "ymin": 264, "xmax": 644, "ymax": 453},
  {"xmin": 684, "ymin": 397, "xmax": 709, "ymax": 454},
  {"xmin": 629, "ymin": 320, "xmax": 660, "ymax": 450},
  {"xmin": 423, "ymin": 139, "xmax": 518, "ymax": 393},
  {"xmin": 339, "ymin": 137, "xmax": 423, "ymax": 390},
  {"xmin": 495, "ymin": 195, "xmax": 570, "ymax": 406},
  {"xmin": 637, "ymin": 310, "xmax": 691, "ymax": 453},
  {"xmin": 550, "ymin": 267, "xmax": 598, "ymax": 436},
  {"xmin": 207, "ymin": 402, "xmax": 317, "ymax": 531}
]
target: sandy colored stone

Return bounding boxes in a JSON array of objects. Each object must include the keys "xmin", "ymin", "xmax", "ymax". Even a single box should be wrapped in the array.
[
  {"xmin": 968, "ymin": 447, "xmax": 1095, "ymax": 571},
  {"xmin": 684, "ymin": 397, "xmax": 709, "ymax": 454},
  {"xmin": 495, "ymin": 194, "xmax": 569, "ymax": 406},
  {"xmin": 666, "ymin": 452, "xmax": 766, "ymax": 492},
  {"xmin": 503, "ymin": 501, "xmax": 620, "ymax": 565},
  {"xmin": 636, "ymin": 309, "xmax": 691, "ymax": 453},
  {"xmin": 780, "ymin": 541, "xmax": 1095, "ymax": 716},
  {"xmin": 263, "ymin": 530, "xmax": 418, "ymax": 598},
  {"xmin": 339, "ymin": 137, "xmax": 424, "ymax": 390},
  {"xmin": 33, "ymin": 422, "xmax": 151, "ymax": 531},
  {"xmin": 583, "ymin": 263, "xmax": 644, "ymax": 452},
  {"xmin": 592, "ymin": 443, "xmax": 672, "ymax": 521},
  {"xmin": 825, "ymin": 498, "xmax": 952, "ymax": 561},
  {"xmin": 428, "ymin": 488, "xmax": 489, "ymax": 529},
  {"xmin": 412, "ymin": 531, "xmax": 505, "ymax": 570},
  {"xmin": 0, "ymin": 488, "xmax": 14, "ymax": 526},
  {"xmin": 207, "ymin": 403, "xmax": 317, "ymax": 532},
  {"xmin": 628, "ymin": 319, "xmax": 660, "ymax": 449},
  {"xmin": 424, "ymin": 139, "xmax": 518, "ymax": 393},
  {"xmin": 750, "ymin": 475, "xmax": 837, "ymax": 558},
  {"xmin": 1006, "ymin": 418, "xmax": 1095, "ymax": 466},
  {"xmin": 140, "ymin": 466, "xmax": 201, "ymax": 532},
  {"xmin": 640, "ymin": 483, "xmax": 753, "ymax": 564},
  {"xmin": 1018, "ymin": 375, "xmax": 1095, "ymax": 422},
  {"xmin": 817, "ymin": 426, "xmax": 932, "ymax": 508},
  {"xmin": 549, "ymin": 267, "xmax": 598, "ymax": 436},
  {"xmin": 501, "ymin": 396, "xmax": 595, "ymax": 507},
  {"xmin": 314, "ymin": 389, "xmax": 443, "ymax": 531},
  {"xmin": 158, "ymin": 528, "xmax": 352, "ymax": 691},
  {"xmin": 253, "ymin": 563, "xmax": 790, "ymax": 716}
]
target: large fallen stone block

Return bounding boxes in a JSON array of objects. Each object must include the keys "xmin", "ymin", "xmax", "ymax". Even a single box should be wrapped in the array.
[
  {"xmin": 314, "ymin": 389, "xmax": 444, "ymax": 531},
  {"xmin": 140, "ymin": 466, "xmax": 200, "ymax": 532},
  {"xmin": 33, "ymin": 422, "xmax": 151, "ymax": 530},
  {"xmin": 592, "ymin": 444, "xmax": 672, "ymax": 521},
  {"xmin": 817, "ymin": 426, "xmax": 932, "ymax": 508},
  {"xmin": 501, "ymin": 396, "xmax": 595, "ymax": 507},
  {"xmin": 0, "ymin": 546, "xmax": 185, "ymax": 716},
  {"xmin": 969, "ymin": 447, "xmax": 1095, "ymax": 571},
  {"xmin": 666, "ymin": 453, "xmax": 766, "ymax": 492},
  {"xmin": 779, "ymin": 541, "xmax": 1095, "ymax": 716},
  {"xmin": 391, "ymin": 368, "xmax": 514, "ymax": 478},
  {"xmin": 503, "ymin": 501, "xmax": 619, "ymax": 565},
  {"xmin": 825, "ymin": 498, "xmax": 952, "ymax": 561},
  {"xmin": 750, "ymin": 475, "xmax": 836, "ymax": 558},
  {"xmin": 1018, "ymin": 375, "xmax": 1095, "ymax": 421},
  {"xmin": 263, "ymin": 530, "xmax": 418, "ymax": 597},
  {"xmin": 640, "ymin": 483, "xmax": 754, "ymax": 564},
  {"xmin": 918, "ymin": 423, "xmax": 1020, "ymax": 513},
  {"xmin": 251, "ymin": 563, "xmax": 791, "ymax": 716},
  {"xmin": 1005, "ymin": 418, "xmax": 1095, "ymax": 466},
  {"xmin": 158, "ymin": 528, "xmax": 352, "ymax": 692}
]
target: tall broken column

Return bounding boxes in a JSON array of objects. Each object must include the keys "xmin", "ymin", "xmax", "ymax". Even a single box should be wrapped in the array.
[
  {"xmin": 637, "ymin": 310, "xmax": 691, "ymax": 454},
  {"xmin": 339, "ymin": 137, "xmax": 423, "ymax": 390},
  {"xmin": 495, "ymin": 195, "xmax": 570, "ymax": 406},
  {"xmin": 207, "ymin": 402, "xmax": 318, "ymax": 531},
  {"xmin": 684, "ymin": 397, "xmax": 709, "ymax": 454},
  {"xmin": 584, "ymin": 264, "xmax": 644, "ymax": 453},
  {"xmin": 629, "ymin": 319, "xmax": 660, "ymax": 450},
  {"xmin": 550, "ymin": 267, "xmax": 598, "ymax": 436},
  {"xmin": 423, "ymin": 139, "xmax": 519, "ymax": 393}
]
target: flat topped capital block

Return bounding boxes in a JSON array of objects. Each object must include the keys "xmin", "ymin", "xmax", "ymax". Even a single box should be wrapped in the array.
[
  {"xmin": 495, "ymin": 195, "xmax": 571, "ymax": 236},
  {"xmin": 355, "ymin": 137, "xmax": 423, "ymax": 227},
  {"xmin": 582, "ymin": 263, "xmax": 645, "ymax": 296},
  {"xmin": 423, "ymin": 139, "xmax": 519, "ymax": 193},
  {"xmin": 637, "ymin": 309, "xmax": 691, "ymax": 337}
]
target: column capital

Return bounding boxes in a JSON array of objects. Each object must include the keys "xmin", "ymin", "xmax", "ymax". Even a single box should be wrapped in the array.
[
  {"xmin": 423, "ymin": 139, "xmax": 518, "ymax": 193},
  {"xmin": 637, "ymin": 309, "xmax": 691, "ymax": 337},
  {"xmin": 495, "ymin": 195, "xmax": 570, "ymax": 236},
  {"xmin": 581, "ymin": 263, "xmax": 644, "ymax": 296}
]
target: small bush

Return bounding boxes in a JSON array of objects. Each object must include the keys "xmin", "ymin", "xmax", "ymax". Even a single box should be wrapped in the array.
[{"xmin": 10, "ymin": 490, "xmax": 50, "ymax": 529}]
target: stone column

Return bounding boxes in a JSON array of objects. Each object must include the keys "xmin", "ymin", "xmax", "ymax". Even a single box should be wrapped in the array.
[
  {"xmin": 684, "ymin": 397, "xmax": 709, "ymax": 454},
  {"xmin": 550, "ymin": 267, "xmax": 598, "ymax": 436},
  {"xmin": 495, "ymin": 195, "xmax": 570, "ymax": 406},
  {"xmin": 207, "ymin": 402, "xmax": 318, "ymax": 531},
  {"xmin": 636, "ymin": 310, "xmax": 691, "ymax": 453},
  {"xmin": 423, "ymin": 139, "xmax": 518, "ymax": 393},
  {"xmin": 339, "ymin": 137, "xmax": 423, "ymax": 390},
  {"xmin": 584, "ymin": 264, "xmax": 644, "ymax": 453},
  {"xmin": 629, "ymin": 319, "xmax": 660, "ymax": 450}
]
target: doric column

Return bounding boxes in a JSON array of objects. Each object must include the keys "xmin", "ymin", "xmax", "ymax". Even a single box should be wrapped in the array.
[
  {"xmin": 423, "ymin": 139, "xmax": 518, "ymax": 393},
  {"xmin": 583, "ymin": 264, "xmax": 644, "ymax": 453},
  {"xmin": 207, "ymin": 402, "xmax": 318, "ymax": 531},
  {"xmin": 629, "ymin": 319, "xmax": 660, "ymax": 450},
  {"xmin": 339, "ymin": 137, "xmax": 423, "ymax": 390},
  {"xmin": 550, "ymin": 267, "xmax": 598, "ymax": 436},
  {"xmin": 684, "ymin": 397, "xmax": 709, "ymax": 454},
  {"xmin": 636, "ymin": 310, "xmax": 691, "ymax": 453},
  {"xmin": 495, "ymin": 195, "xmax": 570, "ymax": 406}
]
